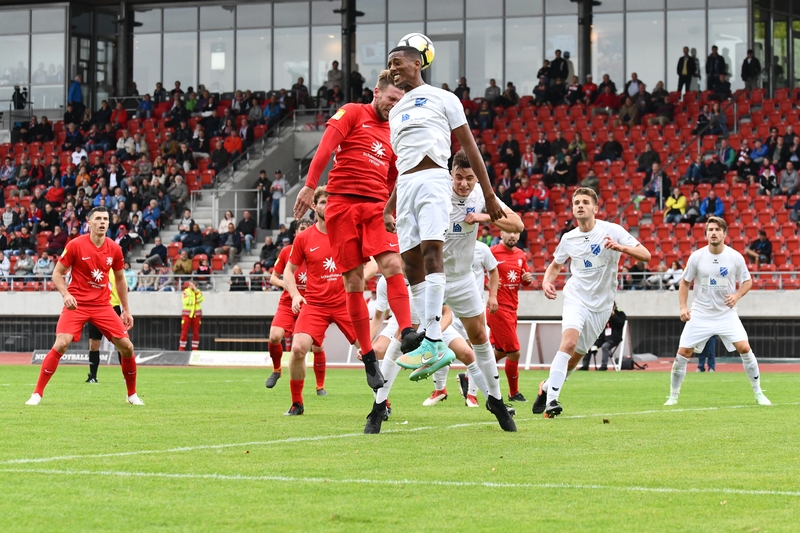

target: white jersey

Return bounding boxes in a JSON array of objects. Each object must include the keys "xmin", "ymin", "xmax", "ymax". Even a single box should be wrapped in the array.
[
  {"xmin": 375, "ymin": 276, "xmax": 419, "ymax": 324},
  {"xmin": 682, "ymin": 245, "xmax": 750, "ymax": 318},
  {"xmin": 389, "ymin": 84, "xmax": 467, "ymax": 176},
  {"xmin": 554, "ymin": 219, "xmax": 640, "ymax": 313},
  {"xmin": 472, "ymin": 241, "xmax": 498, "ymax": 289},
  {"xmin": 443, "ymin": 186, "xmax": 505, "ymax": 281}
]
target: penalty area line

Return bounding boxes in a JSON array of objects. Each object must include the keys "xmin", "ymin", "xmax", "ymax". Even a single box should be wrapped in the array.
[{"xmin": 2, "ymin": 467, "xmax": 799, "ymax": 498}]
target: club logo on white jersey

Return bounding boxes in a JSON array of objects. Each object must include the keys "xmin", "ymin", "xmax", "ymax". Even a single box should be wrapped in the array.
[
  {"xmin": 452, "ymin": 223, "xmax": 462, "ymax": 233},
  {"xmin": 106, "ymin": 256, "xmax": 113, "ymax": 266},
  {"xmin": 719, "ymin": 267, "xmax": 728, "ymax": 277},
  {"xmin": 371, "ymin": 141, "xmax": 386, "ymax": 158},
  {"xmin": 91, "ymin": 269, "xmax": 104, "ymax": 283},
  {"xmin": 414, "ymin": 98, "xmax": 427, "ymax": 107},
  {"xmin": 584, "ymin": 259, "xmax": 593, "ymax": 268},
  {"xmin": 507, "ymin": 270, "xmax": 518, "ymax": 282},
  {"xmin": 401, "ymin": 114, "xmax": 410, "ymax": 122},
  {"xmin": 298, "ymin": 272, "xmax": 307, "ymax": 284},
  {"xmin": 466, "ymin": 207, "xmax": 476, "ymax": 214},
  {"xmin": 591, "ymin": 244, "xmax": 602, "ymax": 256},
  {"xmin": 710, "ymin": 278, "xmax": 717, "ymax": 285},
  {"xmin": 323, "ymin": 257, "xmax": 337, "ymax": 272}
]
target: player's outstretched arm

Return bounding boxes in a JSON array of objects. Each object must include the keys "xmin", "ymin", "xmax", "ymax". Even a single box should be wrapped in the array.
[
  {"xmin": 542, "ymin": 260, "xmax": 565, "ymax": 300},
  {"xmin": 114, "ymin": 268, "xmax": 133, "ymax": 330},
  {"xmin": 283, "ymin": 262, "xmax": 306, "ymax": 313},
  {"xmin": 370, "ymin": 309, "xmax": 388, "ymax": 342},
  {"xmin": 452, "ymin": 124, "xmax": 506, "ymax": 222},
  {"xmin": 726, "ymin": 278, "xmax": 752, "ymax": 308},
  {"xmin": 294, "ymin": 126, "xmax": 346, "ymax": 219},
  {"xmin": 487, "ymin": 267, "xmax": 500, "ymax": 314},
  {"xmin": 53, "ymin": 262, "xmax": 77, "ymax": 310},
  {"xmin": 678, "ymin": 279, "xmax": 692, "ymax": 322},
  {"xmin": 465, "ymin": 205, "xmax": 522, "ymax": 233}
]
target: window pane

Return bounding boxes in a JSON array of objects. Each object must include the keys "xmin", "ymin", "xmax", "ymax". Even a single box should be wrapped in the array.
[
  {"xmin": 0, "ymin": 10, "xmax": 29, "ymax": 34},
  {"xmin": 592, "ymin": 13, "xmax": 624, "ymax": 88},
  {"xmin": 237, "ymin": 4, "xmax": 272, "ymax": 28},
  {"xmin": 466, "ymin": 0, "xmax": 502, "ymax": 18},
  {"xmin": 708, "ymin": 8, "xmax": 747, "ymax": 91},
  {"xmin": 359, "ymin": 0, "xmax": 385, "ymax": 23},
  {"xmin": 164, "ymin": 7, "xmax": 197, "ymax": 32},
  {"xmin": 389, "ymin": 22, "xmax": 418, "ymax": 49},
  {"xmin": 134, "ymin": 34, "xmax": 162, "ymax": 97},
  {"xmin": 545, "ymin": 15, "xmax": 579, "ymax": 78},
  {"xmin": 96, "ymin": 11, "xmax": 118, "ymax": 38},
  {"xmin": 708, "ymin": 0, "xmax": 747, "ymax": 7},
  {"xmin": 163, "ymin": 32, "xmax": 197, "ymax": 89},
  {"xmin": 626, "ymin": 0, "xmax": 664, "ymax": 10},
  {"xmin": 545, "ymin": 0, "xmax": 576, "ymax": 15},
  {"xmin": 31, "ymin": 33, "xmax": 65, "ymax": 108},
  {"xmin": 274, "ymin": 26, "xmax": 309, "ymax": 91},
  {"xmin": 506, "ymin": 0, "xmax": 542, "ymax": 16},
  {"xmin": 626, "ymin": 11, "xmax": 664, "ymax": 89},
  {"xmin": 311, "ymin": 25, "xmax": 341, "ymax": 95},
  {"xmin": 32, "ymin": 8, "xmax": 65, "ymax": 33},
  {"xmin": 312, "ymin": 1, "xmax": 339, "ymax": 24},
  {"xmin": 200, "ymin": 30, "xmax": 234, "ymax": 93},
  {"xmin": 275, "ymin": 2, "xmax": 309, "ymax": 26},
  {"xmin": 0, "ymin": 35, "xmax": 30, "ymax": 86},
  {"xmin": 595, "ymin": 0, "xmax": 624, "ymax": 12},
  {"xmin": 668, "ymin": 0, "xmax": 700, "ymax": 7},
  {"xmin": 427, "ymin": 0, "xmax": 463, "ymax": 21},
  {"xmin": 356, "ymin": 23, "xmax": 386, "ymax": 96},
  {"xmin": 134, "ymin": 9, "xmax": 161, "ymax": 33},
  {"xmin": 506, "ymin": 17, "xmax": 542, "ymax": 96},
  {"xmin": 427, "ymin": 20, "xmax": 463, "ymax": 35},
  {"xmin": 388, "ymin": 0, "xmax": 424, "ymax": 22},
  {"xmin": 236, "ymin": 29, "xmax": 271, "ymax": 93},
  {"xmin": 666, "ymin": 10, "xmax": 705, "ymax": 93},
  {"xmin": 201, "ymin": 5, "xmax": 234, "ymax": 30},
  {"xmin": 466, "ymin": 19, "xmax": 502, "ymax": 96}
]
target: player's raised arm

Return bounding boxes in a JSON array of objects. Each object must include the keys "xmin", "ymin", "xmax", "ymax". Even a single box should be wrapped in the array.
[
  {"xmin": 487, "ymin": 266, "xmax": 500, "ymax": 314},
  {"xmin": 52, "ymin": 261, "xmax": 77, "ymax": 310},
  {"xmin": 452, "ymin": 124, "xmax": 506, "ymax": 222},
  {"xmin": 294, "ymin": 127, "xmax": 346, "ymax": 219},
  {"xmin": 114, "ymin": 268, "xmax": 133, "ymax": 330},
  {"xmin": 542, "ymin": 260, "xmax": 565, "ymax": 300}
]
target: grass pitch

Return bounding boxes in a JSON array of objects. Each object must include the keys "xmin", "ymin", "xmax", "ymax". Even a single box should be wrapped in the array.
[{"xmin": 1, "ymin": 365, "xmax": 798, "ymax": 532}]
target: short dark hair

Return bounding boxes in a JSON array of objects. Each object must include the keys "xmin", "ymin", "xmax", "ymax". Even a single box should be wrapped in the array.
[
  {"xmin": 87, "ymin": 206, "xmax": 108, "ymax": 220},
  {"xmin": 706, "ymin": 216, "xmax": 727, "ymax": 233},
  {"xmin": 452, "ymin": 149, "xmax": 470, "ymax": 170},
  {"xmin": 389, "ymin": 46, "xmax": 422, "ymax": 63},
  {"xmin": 572, "ymin": 187, "xmax": 598, "ymax": 204},
  {"xmin": 314, "ymin": 185, "xmax": 328, "ymax": 204}
]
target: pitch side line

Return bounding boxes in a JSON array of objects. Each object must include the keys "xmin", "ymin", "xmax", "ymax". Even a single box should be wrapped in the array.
[
  {"xmin": 2, "ymin": 402, "xmax": 797, "ymax": 466},
  {"xmin": 2, "ymin": 468, "xmax": 799, "ymax": 499}
]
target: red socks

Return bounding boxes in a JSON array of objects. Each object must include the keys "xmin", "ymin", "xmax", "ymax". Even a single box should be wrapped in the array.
[
  {"xmin": 313, "ymin": 351, "xmax": 326, "ymax": 390},
  {"xmin": 34, "ymin": 348, "xmax": 63, "ymax": 396},
  {"xmin": 346, "ymin": 291, "xmax": 373, "ymax": 354},
  {"xmin": 505, "ymin": 359, "xmax": 519, "ymax": 397},
  {"xmin": 290, "ymin": 379, "xmax": 304, "ymax": 405},
  {"xmin": 385, "ymin": 274, "xmax": 412, "ymax": 331},
  {"xmin": 120, "ymin": 356, "xmax": 137, "ymax": 396},
  {"xmin": 268, "ymin": 342, "xmax": 283, "ymax": 372}
]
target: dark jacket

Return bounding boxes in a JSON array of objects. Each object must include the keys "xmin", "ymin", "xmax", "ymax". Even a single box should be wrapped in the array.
[
  {"xmin": 741, "ymin": 57, "xmax": 762, "ymax": 82},
  {"xmin": 598, "ymin": 308, "xmax": 627, "ymax": 345},
  {"xmin": 677, "ymin": 55, "xmax": 697, "ymax": 77}
]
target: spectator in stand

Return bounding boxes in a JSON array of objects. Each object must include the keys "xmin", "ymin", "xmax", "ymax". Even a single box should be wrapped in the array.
[
  {"xmin": 263, "ymin": 94, "xmax": 282, "ymax": 129},
  {"xmin": 228, "ymin": 265, "xmax": 248, "ymax": 291},
  {"xmin": 181, "ymin": 224, "xmax": 204, "ymax": 257},
  {"xmin": 137, "ymin": 94, "xmax": 153, "ymax": 119},
  {"xmin": 484, "ymin": 78, "xmax": 501, "ymax": 105},
  {"xmin": 633, "ymin": 82, "xmax": 653, "ymax": 116},
  {"xmin": 531, "ymin": 181, "xmax": 551, "ymax": 211},
  {"xmin": 62, "ymin": 123, "xmax": 84, "ymax": 151},
  {"xmin": 224, "ymin": 130, "xmax": 243, "ymax": 160},
  {"xmin": 259, "ymin": 236, "xmax": 279, "ymax": 269},
  {"xmin": 236, "ymin": 210, "xmax": 257, "ymax": 255},
  {"xmin": 624, "ymin": 72, "xmax": 642, "ymax": 99},
  {"xmin": 172, "ymin": 250, "xmax": 193, "ymax": 285},
  {"xmin": 592, "ymin": 85, "xmax": 619, "ymax": 117},
  {"xmin": 173, "ymin": 119, "xmax": 192, "ymax": 144},
  {"xmin": 677, "ymin": 46, "xmax": 696, "ymax": 93},
  {"xmin": 536, "ymin": 60, "xmax": 550, "ymax": 84},
  {"xmin": 501, "ymin": 81, "xmax": 519, "ymax": 108},
  {"xmin": 568, "ymin": 132, "xmax": 587, "ymax": 161},
  {"xmin": 698, "ymin": 190, "xmax": 724, "ymax": 222},
  {"xmin": 500, "ymin": 135, "xmax": 521, "ymax": 171},
  {"xmin": 521, "ymin": 144, "xmax": 537, "ymax": 176},
  {"xmin": 718, "ymin": 138, "xmax": 736, "ymax": 170},
  {"xmin": 547, "ymin": 77, "xmax": 567, "ymax": 107},
  {"xmin": 0, "ymin": 250, "xmax": 9, "ymax": 279},
  {"xmin": 238, "ymin": 119, "xmax": 254, "ymax": 149},
  {"xmin": 533, "ymin": 76, "xmax": 549, "ymax": 107},
  {"xmin": 452, "ymin": 77, "xmax": 470, "ymax": 100},
  {"xmin": 165, "ymin": 99, "xmax": 188, "ymax": 128},
  {"xmin": 750, "ymin": 139, "xmax": 769, "ymax": 164},
  {"xmin": 713, "ymin": 74, "xmax": 732, "ymax": 101},
  {"xmin": 168, "ymin": 175, "xmax": 189, "ymax": 215},
  {"xmin": 777, "ymin": 161, "xmax": 799, "ymax": 196},
  {"xmin": 211, "ymin": 140, "xmax": 229, "ymax": 176},
  {"xmin": 13, "ymin": 250, "xmax": 34, "ymax": 275},
  {"xmin": 556, "ymin": 155, "xmax": 577, "ymax": 186},
  {"xmin": 789, "ymin": 135, "xmax": 800, "ymax": 164},
  {"xmin": 36, "ymin": 202, "xmax": 60, "ymax": 234},
  {"xmin": 495, "ymin": 183, "xmax": 512, "ymax": 206},
  {"xmin": 741, "ymin": 49, "xmax": 762, "ymax": 92},
  {"xmin": 476, "ymin": 101, "xmax": 494, "ymax": 131},
  {"xmin": 44, "ymin": 179, "xmax": 65, "ymax": 208},
  {"xmin": 142, "ymin": 199, "xmax": 161, "ymax": 236},
  {"xmin": 598, "ymin": 73, "xmax": 617, "ymax": 95},
  {"xmin": 550, "ymin": 130, "xmax": 568, "ymax": 157},
  {"xmin": 110, "ymin": 101, "xmax": 128, "ymax": 130},
  {"xmin": 217, "ymin": 222, "xmax": 241, "ymax": 262},
  {"xmin": 510, "ymin": 177, "xmax": 534, "ymax": 212},
  {"xmin": 788, "ymin": 196, "xmax": 800, "ymax": 223},
  {"xmin": 643, "ymin": 162, "xmax": 670, "ymax": 201},
  {"xmin": 326, "ymin": 61, "xmax": 343, "ymax": 94},
  {"xmin": 692, "ymin": 104, "xmax": 712, "ymax": 135},
  {"xmin": 617, "ymin": 96, "xmax": 640, "ymax": 128},
  {"xmin": 542, "ymin": 156, "xmax": 559, "ymax": 187},
  {"xmin": 745, "ymin": 230, "xmax": 772, "ymax": 269},
  {"xmin": 652, "ymin": 81, "xmax": 669, "ymax": 105},
  {"xmin": 771, "ymin": 136, "xmax": 790, "ymax": 167},
  {"xmin": 269, "ymin": 170, "xmax": 285, "ymax": 229},
  {"xmin": 549, "ymin": 50, "xmax": 569, "ymax": 82},
  {"xmin": 533, "ymin": 131, "xmax": 551, "ymax": 172},
  {"xmin": 708, "ymin": 102, "xmax": 728, "ymax": 135},
  {"xmin": 191, "ymin": 129, "xmax": 210, "ymax": 159},
  {"xmin": 159, "ymin": 131, "xmax": 178, "ymax": 160},
  {"xmin": 593, "ymin": 130, "xmax": 623, "ymax": 162},
  {"xmin": 704, "ymin": 154, "xmax": 726, "ymax": 184},
  {"xmin": 636, "ymin": 142, "xmax": 661, "ymax": 172},
  {"xmin": 176, "ymin": 143, "xmax": 195, "ymax": 174},
  {"xmin": 170, "ymin": 81, "xmax": 184, "ymax": 97},
  {"xmin": 230, "ymin": 90, "xmax": 247, "ymax": 115},
  {"xmin": 664, "ymin": 187, "xmax": 687, "ymax": 224},
  {"xmin": 249, "ymin": 263, "xmax": 266, "ymax": 291},
  {"xmin": 581, "ymin": 74, "xmax": 597, "ymax": 104},
  {"xmin": 706, "ymin": 45, "xmax": 727, "ymax": 91},
  {"xmin": 292, "ymin": 77, "xmax": 311, "ymax": 108},
  {"xmin": 32, "ymin": 251, "xmax": 54, "ymax": 282},
  {"xmin": 566, "ymin": 76, "xmax": 583, "ymax": 106},
  {"xmin": 92, "ymin": 100, "xmax": 112, "ymax": 127},
  {"xmin": 459, "ymin": 89, "xmax": 478, "ymax": 114},
  {"xmin": 197, "ymin": 225, "xmax": 220, "ymax": 258},
  {"xmin": 648, "ymin": 92, "xmax": 674, "ymax": 126},
  {"xmin": 143, "ymin": 236, "xmax": 167, "ymax": 267},
  {"xmin": 736, "ymin": 138, "xmax": 751, "ymax": 165},
  {"xmin": 680, "ymin": 190, "xmax": 702, "ymax": 224},
  {"xmin": 115, "ymin": 129, "xmax": 135, "ymax": 161},
  {"xmin": 248, "ymin": 98, "xmax": 263, "ymax": 126},
  {"xmin": 737, "ymin": 154, "xmax": 759, "ymax": 185}
]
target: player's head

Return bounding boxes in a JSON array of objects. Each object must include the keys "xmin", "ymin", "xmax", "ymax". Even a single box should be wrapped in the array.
[
  {"xmin": 87, "ymin": 207, "xmax": 109, "ymax": 235},
  {"xmin": 705, "ymin": 216, "xmax": 727, "ymax": 245},
  {"xmin": 313, "ymin": 186, "xmax": 328, "ymax": 221},
  {"xmin": 571, "ymin": 187, "xmax": 599, "ymax": 221},
  {"xmin": 373, "ymin": 69, "xmax": 404, "ymax": 120},
  {"xmin": 500, "ymin": 230, "xmax": 520, "ymax": 248},
  {"xmin": 451, "ymin": 149, "xmax": 477, "ymax": 197},
  {"xmin": 298, "ymin": 217, "xmax": 313, "ymax": 233},
  {"xmin": 388, "ymin": 46, "xmax": 422, "ymax": 90}
]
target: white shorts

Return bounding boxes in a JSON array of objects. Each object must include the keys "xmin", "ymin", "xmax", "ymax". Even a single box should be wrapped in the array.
[
  {"xmin": 442, "ymin": 320, "xmax": 468, "ymax": 347},
  {"xmin": 444, "ymin": 275, "xmax": 485, "ymax": 319},
  {"xmin": 678, "ymin": 313, "xmax": 748, "ymax": 353},
  {"xmin": 396, "ymin": 167, "xmax": 452, "ymax": 253},
  {"xmin": 562, "ymin": 298, "xmax": 612, "ymax": 356},
  {"xmin": 379, "ymin": 316, "xmax": 399, "ymax": 340}
]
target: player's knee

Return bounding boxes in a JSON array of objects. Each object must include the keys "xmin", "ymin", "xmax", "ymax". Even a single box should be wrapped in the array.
[
  {"xmin": 677, "ymin": 348, "xmax": 694, "ymax": 358},
  {"xmin": 268, "ymin": 328, "xmax": 284, "ymax": 344},
  {"xmin": 53, "ymin": 336, "xmax": 71, "ymax": 354},
  {"xmin": 560, "ymin": 339, "xmax": 577, "ymax": 354},
  {"xmin": 291, "ymin": 345, "xmax": 307, "ymax": 360},
  {"xmin": 117, "ymin": 339, "xmax": 134, "ymax": 357},
  {"xmin": 379, "ymin": 254, "xmax": 403, "ymax": 277},
  {"xmin": 735, "ymin": 342, "xmax": 751, "ymax": 354},
  {"xmin": 456, "ymin": 348, "xmax": 475, "ymax": 365}
]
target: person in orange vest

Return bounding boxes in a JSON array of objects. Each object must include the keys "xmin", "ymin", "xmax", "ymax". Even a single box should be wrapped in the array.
[{"xmin": 179, "ymin": 281, "xmax": 204, "ymax": 351}]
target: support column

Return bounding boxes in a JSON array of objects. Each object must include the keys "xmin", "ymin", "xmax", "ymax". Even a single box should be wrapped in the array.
[
  {"xmin": 117, "ymin": 1, "xmax": 130, "ymax": 96},
  {"xmin": 577, "ymin": 0, "xmax": 594, "ymax": 82}
]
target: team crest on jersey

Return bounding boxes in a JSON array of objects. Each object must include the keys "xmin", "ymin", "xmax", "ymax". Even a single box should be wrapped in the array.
[
  {"xmin": 106, "ymin": 256, "xmax": 113, "ymax": 266},
  {"xmin": 332, "ymin": 108, "xmax": 346, "ymax": 120},
  {"xmin": 590, "ymin": 244, "xmax": 601, "ymax": 256},
  {"xmin": 584, "ymin": 259, "xmax": 593, "ymax": 268},
  {"xmin": 719, "ymin": 267, "xmax": 728, "ymax": 277},
  {"xmin": 710, "ymin": 278, "xmax": 717, "ymax": 285},
  {"xmin": 298, "ymin": 272, "xmax": 307, "ymax": 284},
  {"xmin": 323, "ymin": 257, "xmax": 337, "ymax": 272},
  {"xmin": 414, "ymin": 98, "xmax": 427, "ymax": 107},
  {"xmin": 507, "ymin": 270, "xmax": 518, "ymax": 282},
  {"xmin": 371, "ymin": 141, "xmax": 386, "ymax": 158},
  {"xmin": 91, "ymin": 269, "xmax": 104, "ymax": 283},
  {"xmin": 401, "ymin": 114, "xmax": 410, "ymax": 122},
  {"xmin": 452, "ymin": 223, "xmax": 462, "ymax": 233},
  {"xmin": 466, "ymin": 207, "xmax": 476, "ymax": 214}
]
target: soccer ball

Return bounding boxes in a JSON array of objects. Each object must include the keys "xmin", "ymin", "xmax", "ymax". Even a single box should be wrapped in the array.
[{"xmin": 398, "ymin": 33, "xmax": 435, "ymax": 70}]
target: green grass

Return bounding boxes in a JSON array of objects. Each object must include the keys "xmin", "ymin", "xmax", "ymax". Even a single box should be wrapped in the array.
[{"xmin": 1, "ymin": 365, "xmax": 798, "ymax": 532}]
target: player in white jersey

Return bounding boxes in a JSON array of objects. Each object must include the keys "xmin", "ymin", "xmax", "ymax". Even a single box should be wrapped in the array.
[
  {"xmin": 533, "ymin": 188, "xmax": 652, "ymax": 418},
  {"xmin": 383, "ymin": 46, "xmax": 506, "ymax": 377},
  {"xmin": 665, "ymin": 216, "xmax": 771, "ymax": 406}
]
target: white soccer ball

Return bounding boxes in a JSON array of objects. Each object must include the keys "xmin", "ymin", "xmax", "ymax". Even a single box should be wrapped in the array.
[{"xmin": 398, "ymin": 33, "xmax": 435, "ymax": 70}]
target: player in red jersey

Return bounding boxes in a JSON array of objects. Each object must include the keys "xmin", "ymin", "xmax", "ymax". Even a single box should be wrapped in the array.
[
  {"xmin": 25, "ymin": 207, "xmax": 143, "ymax": 406},
  {"xmin": 487, "ymin": 231, "xmax": 533, "ymax": 402},
  {"xmin": 293, "ymin": 70, "xmax": 420, "ymax": 390},
  {"xmin": 282, "ymin": 187, "xmax": 359, "ymax": 415},
  {"xmin": 265, "ymin": 218, "xmax": 328, "ymax": 393}
]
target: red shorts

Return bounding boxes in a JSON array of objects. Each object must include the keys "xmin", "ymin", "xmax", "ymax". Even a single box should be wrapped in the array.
[
  {"xmin": 487, "ymin": 307, "xmax": 520, "ymax": 353},
  {"xmin": 57, "ymin": 304, "xmax": 129, "ymax": 343},
  {"xmin": 325, "ymin": 194, "xmax": 399, "ymax": 272},
  {"xmin": 295, "ymin": 303, "xmax": 356, "ymax": 347},
  {"xmin": 271, "ymin": 301, "xmax": 299, "ymax": 336}
]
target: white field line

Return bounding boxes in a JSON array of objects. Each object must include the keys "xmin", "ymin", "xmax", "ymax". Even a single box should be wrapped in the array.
[
  {"xmin": 2, "ymin": 402, "xmax": 798, "ymax": 467},
  {"xmin": 1, "ymin": 467, "xmax": 799, "ymax": 498}
]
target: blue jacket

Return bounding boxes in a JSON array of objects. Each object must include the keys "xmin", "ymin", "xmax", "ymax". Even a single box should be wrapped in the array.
[
  {"xmin": 138, "ymin": 100, "xmax": 153, "ymax": 112},
  {"xmin": 143, "ymin": 206, "xmax": 161, "ymax": 226},
  {"xmin": 700, "ymin": 198, "xmax": 724, "ymax": 217},
  {"xmin": 750, "ymin": 145, "xmax": 769, "ymax": 160},
  {"xmin": 68, "ymin": 80, "xmax": 83, "ymax": 104}
]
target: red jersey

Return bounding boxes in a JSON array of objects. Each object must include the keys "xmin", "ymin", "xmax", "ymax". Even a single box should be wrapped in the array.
[
  {"xmin": 322, "ymin": 103, "xmax": 398, "ymax": 200},
  {"xmin": 273, "ymin": 244, "xmax": 307, "ymax": 307},
  {"xmin": 59, "ymin": 234, "xmax": 124, "ymax": 306},
  {"xmin": 289, "ymin": 225, "xmax": 345, "ymax": 308},
  {"xmin": 491, "ymin": 243, "xmax": 531, "ymax": 310}
]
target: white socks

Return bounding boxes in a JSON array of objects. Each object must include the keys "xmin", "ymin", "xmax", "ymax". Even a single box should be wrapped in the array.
[
  {"xmin": 433, "ymin": 366, "xmax": 448, "ymax": 391},
  {"xmin": 473, "ymin": 341, "xmax": 502, "ymax": 399},
  {"xmin": 423, "ymin": 273, "xmax": 446, "ymax": 340},
  {"xmin": 546, "ymin": 351, "xmax": 571, "ymax": 403},
  {"xmin": 670, "ymin": 354, "xmax": 689, "ymax": 397},
  {"xmin": 375, "ymin": 339, "xmax": 402, "ymax": 404},
  {"xmin": 466, "ymin": 361, "xmax": 488, "ymax": 399},
  {"xmin": 740, "ymin": 350, "xmax": 762, "ymax": 393}
]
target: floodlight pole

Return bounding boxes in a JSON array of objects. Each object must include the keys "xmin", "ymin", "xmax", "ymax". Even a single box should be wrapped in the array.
[{"xmin": 336, "ymin": 0, "xmax": 363, "ymax": 103}]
